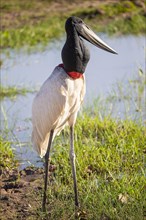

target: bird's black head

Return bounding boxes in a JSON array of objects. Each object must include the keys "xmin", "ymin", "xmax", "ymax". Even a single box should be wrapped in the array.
[
  {"xmin": 61, "ymin": 16, "xmax": 117, "ymax": 74},
  {"xmin": 65, "ymin": 16, "xmax": 83, "ymax": 34},
  {"xmin": 65, "ymin": 16, "xmax": 117, "ymax": 54}
]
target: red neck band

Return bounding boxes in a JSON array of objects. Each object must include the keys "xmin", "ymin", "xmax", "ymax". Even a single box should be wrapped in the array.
[{"xmin": 58, "ymin": 64, "xmax": 83, "ymax": 79}]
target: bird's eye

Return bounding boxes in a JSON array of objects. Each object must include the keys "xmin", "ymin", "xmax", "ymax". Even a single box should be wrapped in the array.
[{"xmin": 79, "ymin": 20, "xmax": 83, "ymax": 24}]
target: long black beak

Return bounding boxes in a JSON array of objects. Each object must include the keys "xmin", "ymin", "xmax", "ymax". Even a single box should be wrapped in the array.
[{"xmin": 75, "ymin": 22, "xmax": 118, "ymax": 54}]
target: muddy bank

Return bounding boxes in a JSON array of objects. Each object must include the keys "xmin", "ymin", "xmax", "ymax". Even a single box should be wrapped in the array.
[{"xmin": 0, "ymin": 167, "xmax": 46, "ymax": 220}]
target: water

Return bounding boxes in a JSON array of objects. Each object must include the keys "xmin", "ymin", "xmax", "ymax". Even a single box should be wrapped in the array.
[
  {"xmin": 1, "ymin": 35, "xmax": 145, "ymax": 168},
  {"xmin": 2, "ymin": 35, "xmax": 145, "ymax": 96}
]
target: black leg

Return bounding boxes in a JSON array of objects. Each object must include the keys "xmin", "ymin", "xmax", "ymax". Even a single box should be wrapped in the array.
[
  {"xmin": 70, "ymin": 126, "xmax": 79, "ymax": 207},
  {"xmin": 42, "ymin": 130, "xmax": 54, "ymax": 212}
]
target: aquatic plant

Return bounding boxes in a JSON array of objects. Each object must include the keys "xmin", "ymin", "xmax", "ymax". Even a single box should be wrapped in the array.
[{"xmin": 0, "ymin": 85, "xmax": 37, "ymax": 99}]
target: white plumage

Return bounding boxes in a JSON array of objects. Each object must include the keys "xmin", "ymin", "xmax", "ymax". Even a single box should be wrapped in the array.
[{"xmin": 32, "ymin": 65, "xmax": 85, "ymax": 157}]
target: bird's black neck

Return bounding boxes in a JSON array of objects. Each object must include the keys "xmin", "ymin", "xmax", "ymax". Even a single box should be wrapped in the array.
[{"xmin": 61, "ymin": 26, "xmax": 90, "ymax": 74}]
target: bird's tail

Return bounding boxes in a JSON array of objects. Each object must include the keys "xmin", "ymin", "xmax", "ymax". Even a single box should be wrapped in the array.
[{"xmin": 31, "ymin": 127, "xmax": 51, "ymax": 158}]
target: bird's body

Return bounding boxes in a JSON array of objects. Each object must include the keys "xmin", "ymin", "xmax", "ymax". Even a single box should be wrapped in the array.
[
  {"xmin": 31, "ymin": 16, "xmax": 117, "ymax": 211},
  {"xmin": 32, "ymin": 65, "xmax": 85, "ymax": 157}
]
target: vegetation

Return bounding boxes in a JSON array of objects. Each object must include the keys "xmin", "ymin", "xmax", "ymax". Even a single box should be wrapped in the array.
[
  {"xmin": 0, "ymin": 0, "xmax": 145, "ymax": 50},
  {"xmin": 39, "ymin": 115, "xmax": 145, "ymax": 219},
  {"xmin": 0, "ymin": 85, "xmax": 36, "ymax": 99},
  {"xmin": 103, "ymin": 69, "xmax": 146, "ymax": 122},
  {"xmin": 0, "ymin": 136, "xmax": 18, "ymax": 173}
]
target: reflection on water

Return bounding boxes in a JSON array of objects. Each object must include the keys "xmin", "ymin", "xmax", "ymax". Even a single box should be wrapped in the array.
[{"xmin": 1, "ymin": 35, "xmax": 145, "ymax": 168}]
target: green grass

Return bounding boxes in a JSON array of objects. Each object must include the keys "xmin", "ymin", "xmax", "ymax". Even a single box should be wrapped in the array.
[
  {"xmin": 73, "ymin": 1, "xmax": 146, "ymax": 35},
  {"xmin": 1, "ymin": 16, "xmax": 64, "ymax": 49},
  {"xmin": 0, "ymin": 0, "xmax": 145, "ymax": 50},
  {"xmin": 35, "ymin": 114, "xmax": 145, "ymax": 219},
  {"xmin": 0, "ymin": 136, "xmax": 18, "ymax": 173},
  {"xmin": 103, "ymin": 69, "xmax": 146, "ymax": 122},
  {"xmin": 0, "ymin": 85, "xmax": 36, "ymax": 99},
  {"xmin": 104, "ymin": 14, "xmax": 146, "ymax": 35}
]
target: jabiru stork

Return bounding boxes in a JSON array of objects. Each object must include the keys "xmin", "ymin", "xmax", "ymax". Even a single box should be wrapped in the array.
[{"xmin": 31, "ymin": 16, "xmax": 117, "ymax": 211}]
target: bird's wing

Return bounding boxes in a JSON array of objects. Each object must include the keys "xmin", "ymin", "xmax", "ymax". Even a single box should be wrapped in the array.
[
  {"xmin": 32, "ymin": 67, "xmax": 69, "ymax": 157},
  {"xmin": 80, "ymin": 75, "xmax": 86, "ymax": 104}
]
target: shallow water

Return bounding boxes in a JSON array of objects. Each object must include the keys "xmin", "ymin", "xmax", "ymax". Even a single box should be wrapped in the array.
[
  {"xmin": 1, "ymin": 35, "xmax": 145, "ymax": 168},
  {"xmin": 2, "ymin": 35, "xmax": 145, "ymax": 96}
]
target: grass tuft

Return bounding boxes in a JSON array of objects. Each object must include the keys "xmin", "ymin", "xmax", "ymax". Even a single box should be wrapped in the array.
[
  {"xmin": 0, "ymin": 136, "xmax": 18, "ymax": 173},
  {"xmin": 1, "ymin": 16, "xmax": 65, "ymax": 49},
  {"xmin": 0, "ymin": 85, "xmax": 37, "ymax": 99}
]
